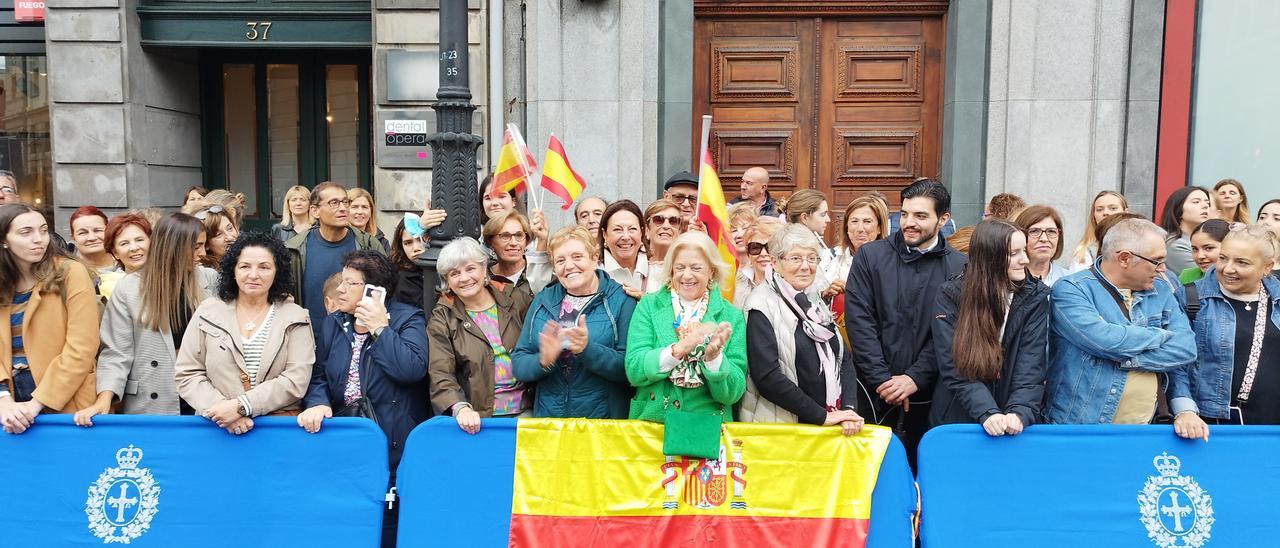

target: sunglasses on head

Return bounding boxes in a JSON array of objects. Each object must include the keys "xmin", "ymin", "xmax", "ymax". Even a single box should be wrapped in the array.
[
  {"xmin": 193, "ymin": 204, "xmax": 225, "ymax": 221},
  {"xmin": 649, "ymin": 214, "xmax": 680, "ymax": 227}
]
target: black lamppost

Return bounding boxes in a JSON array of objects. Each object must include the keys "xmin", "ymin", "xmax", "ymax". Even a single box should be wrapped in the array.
[{"xmin": 421, "ymin": 0, "xmax": 483, "ymax": 314}]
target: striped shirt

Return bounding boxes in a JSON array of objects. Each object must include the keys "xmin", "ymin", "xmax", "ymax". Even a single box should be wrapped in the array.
[
  {"xmin": 241, "ymin": 305, "xmax": 276, "ymax": 387},
  {"xmin": 11, "ymin": 290, "xmax": 31, "ymax": 370}
]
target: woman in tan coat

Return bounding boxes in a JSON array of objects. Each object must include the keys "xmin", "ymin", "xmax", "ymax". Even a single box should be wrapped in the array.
[
  {"xmin": 175, "ymin": 232, "xmax": 314, "ymax": 436},
  {"xmin": 0, "ymin": 204, "xmax": 100, "ymax": 434},
  {"xmin": 428, "ymin": 237, "xmax": 532, "ymax": 434}
]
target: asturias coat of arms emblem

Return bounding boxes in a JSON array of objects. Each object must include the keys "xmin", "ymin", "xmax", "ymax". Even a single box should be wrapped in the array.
[
  {"xmin": 85, "ymin": 445, "xmax": 160, "ymax": 544},
  {"xmin": 1138, "ymin": 452, "xmax": 1213, "ymax": 547}
]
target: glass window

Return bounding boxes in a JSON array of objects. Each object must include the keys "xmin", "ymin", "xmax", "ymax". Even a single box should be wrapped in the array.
[
  {"xmin": 267, "ymin": 64, "xmax": 300, "ymax": 219},
  {"xmin": 1190, "ymin": 2, "xmax": 1280, "ymax": 207},
  {"xmin": 0, "ymin": 55, "xmax": 51, "ymax": 211},
  {"xmin": 326, "ymin": 65, "xmax": 360, "ymax": 185},
  {"xmin": 223, "ymin": 64, "xmax": 258, "ymax": 217}
]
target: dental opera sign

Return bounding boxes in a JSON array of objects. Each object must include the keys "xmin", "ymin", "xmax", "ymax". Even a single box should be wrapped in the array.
[
  {"xmin": 14, "ymin": 0, "xmax": 43, "ymax": 23},
  {"xmin": 385, "ymin": 119, "xmax": 428, "ymax": 147}
]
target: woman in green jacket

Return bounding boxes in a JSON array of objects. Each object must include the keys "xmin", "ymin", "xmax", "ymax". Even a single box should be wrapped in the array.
[{"xmin": 626, "ymin": 231, "xmax": 747, "ymax": 423}]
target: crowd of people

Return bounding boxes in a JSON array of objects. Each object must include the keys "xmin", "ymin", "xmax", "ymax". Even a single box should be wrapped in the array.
[{"xmin": 0, "ymin": 169, "xmax": 1274, "ymax": 543}]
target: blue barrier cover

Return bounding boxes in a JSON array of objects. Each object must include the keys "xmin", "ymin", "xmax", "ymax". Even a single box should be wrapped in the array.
[
  {"xmin": 396, "ymin": 417, "xmax": 917, "ymax": 547},
  {"xmin": 918, "ymin": 424, "xmax": 1280, "ymax": 547},
  {"xmin": 0, "ymin": 415, "xmax": 388, "ymax": 547}
]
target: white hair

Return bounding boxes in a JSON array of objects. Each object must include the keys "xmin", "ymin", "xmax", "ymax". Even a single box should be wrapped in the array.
[
  {"xmin": 1100, "ymin": 218, "xmax": 1167, "ymax": 260},
  {"xmin": 437, "ymin": 237, "xmax": 490, "ymax": 292},
  {"xmin": 661, "ymin": 231, "xmax": 729, "ymax": 289},
  {"xmin": 768, "ymin": 223, "xmax": 823, "ymax": 262}
]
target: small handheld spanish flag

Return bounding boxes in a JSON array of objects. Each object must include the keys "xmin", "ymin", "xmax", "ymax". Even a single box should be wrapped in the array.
[
  {"xmin": 539, "ymin": 134, "xmax": 587, "ymax": 210},
  {"xmin": 492, "ymin": 124, "xmax": 537, "ymax": 196}
]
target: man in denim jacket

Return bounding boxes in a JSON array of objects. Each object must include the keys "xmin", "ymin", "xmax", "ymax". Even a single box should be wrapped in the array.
[{"xmin": 1045, "ymin": 218, "xmax": 1206, "ymax": 439}]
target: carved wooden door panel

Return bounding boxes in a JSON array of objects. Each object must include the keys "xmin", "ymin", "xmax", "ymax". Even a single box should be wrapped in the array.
[
  {"xmin": 817, "ymin": 17, "xmax": 945, "ymax": 214},
  {"xmin": 693, "ymin": 18, "xmax": 816, "ymax": 200},
  {"xmin": 693, "ymin": 3, "xmax": 947, "ymax": 241}
]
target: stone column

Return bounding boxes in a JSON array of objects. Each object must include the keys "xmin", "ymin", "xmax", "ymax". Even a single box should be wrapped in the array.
[
  {"xmin": 983, "ymin": 0, "xmax": 1163, "ymax": 250},
  {"xmin": 524, "ymin": 0, "xmax": 660, "ymax": 230},
  {"xmin": 46, "ymin": 0, "xmax": 201, "ymax": 228}
]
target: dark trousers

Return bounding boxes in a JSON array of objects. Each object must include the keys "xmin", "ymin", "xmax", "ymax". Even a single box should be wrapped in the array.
[
  {"xmin": 869, "ymin": 401, "xmax": 931, "ymax": 473},
  {"xmin": 381, "ymin": 498, "xmax": 399, "ymax": 548}
]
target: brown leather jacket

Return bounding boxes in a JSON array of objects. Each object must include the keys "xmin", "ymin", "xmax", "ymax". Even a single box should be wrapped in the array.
[{"xmin": 427, "ymin": 283, "xmax": 532, "ymax": 416}]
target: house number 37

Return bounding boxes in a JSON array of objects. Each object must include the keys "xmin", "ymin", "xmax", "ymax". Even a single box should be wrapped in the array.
[{"xmin": 245, "ymin": 22, "xmax": 273, "ymax": 41}]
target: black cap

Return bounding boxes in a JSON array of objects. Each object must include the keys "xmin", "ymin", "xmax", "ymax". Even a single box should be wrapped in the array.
[{"xmin": 663, "ymin": 171, "xmax": 699, "ymax": 190}]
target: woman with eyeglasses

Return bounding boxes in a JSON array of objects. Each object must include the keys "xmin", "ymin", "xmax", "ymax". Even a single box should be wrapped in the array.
[
  {"xmin": 1013, "ymin": 205, "xmax": 1068, "ymax": 287},
  {"xmin": 784, "ymin": 189, "xmax": 846, "ymax": 304},
  {"xmin": 930, "ymin": 220, "xmax": 1049, "ymax": 435},
  {"xmin": 482, "ymin": 209, "xmax": 551, "ymax": 297},
  {"xmin": 733, "ymin": 216, "xmax": 783, "ymax": 308},
  {"xmin": 741, "ymin": 224, "xmax": 863, "ymax": 434},
  {"xmin": 643, "ymin": 199, "xmax": 683, "ymax": 278},
  {"xmin": 182, "ymin": 199, "xmax": 240, "ymax": 269},
  {"xmin": 74, "ymin": 214, "xmax": 218, "ymax": 424},
  {"xmin": 0, "ymin": 204, "xmax": 100, "ymax": 434},
  {"xmin": 1182, "ymin": 225, "xmax": 1280, "ymax": 427},
  {"xmin": 598, "ymin": 200, "xmax": 654, "ymax": 299}
]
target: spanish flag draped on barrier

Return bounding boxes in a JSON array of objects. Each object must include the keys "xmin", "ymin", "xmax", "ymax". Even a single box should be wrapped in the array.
[{"xmin": 396, "ymin": 417, "xmax": 919, "ymax": 547}]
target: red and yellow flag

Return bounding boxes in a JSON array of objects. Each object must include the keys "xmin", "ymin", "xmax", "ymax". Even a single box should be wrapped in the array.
[
  {"xmin": 539, "ymin": 134, "xmax": 587, "ymax": 210},
  {"xmin": 492, "ymin": 125, "xmax": 537, "ymax": 196},
  {"xmin": 697, "ymin": 149, "xmax": 738, "ymax": 302},
  {"xmin": 509, "ymin": 420, "xmax": 894, "ymax": 547}
]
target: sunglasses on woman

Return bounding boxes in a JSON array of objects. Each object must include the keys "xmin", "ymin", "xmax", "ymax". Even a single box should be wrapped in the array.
[{"xmin": 648, "ymin": 214, "xmax": 680, "ymax": 227}]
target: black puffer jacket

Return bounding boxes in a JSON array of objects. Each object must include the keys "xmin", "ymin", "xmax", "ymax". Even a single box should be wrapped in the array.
[
  {"xmin": 844, "ymin": 231, "xmax": 968, "ymax": 415},
  {"xmin": 928, "ymin": 274, "xmax": 1050, "ymax": 427}
]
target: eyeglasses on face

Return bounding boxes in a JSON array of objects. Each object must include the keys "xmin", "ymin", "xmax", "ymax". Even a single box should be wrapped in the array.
[
  {"xmin": 649, "ymin": 214, "xmax": 680, "ymax": 227},
  {"xmin": 495, "ymin": 231, "xmax": 527, "ymax": 244},
  {"xmin": 1028, "ymin": 227, "xmax": 1060, "ymax": 240},
  {"xmin": 1122, "ymin": 250, "xmax": 1166, "ymax": 269},
  {"xmin": 669, "ymin": 194, "xmax": 697, "ymax": 205},
  {"xmin": 781, "ymin": 255, "xmax": 820, "ymax": 267},
  {"xmin": 322, "ymin": 198, "xmax": 352, "ymax": 209},
  {"xmin": 746, "ymin": 242, "xmax": 768, "ymax": 256}
]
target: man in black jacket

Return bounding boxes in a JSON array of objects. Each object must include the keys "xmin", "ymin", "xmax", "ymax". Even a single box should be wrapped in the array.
[{"xmin": 844, "ymin": 179, "xmax": 967, "ymax": 468}]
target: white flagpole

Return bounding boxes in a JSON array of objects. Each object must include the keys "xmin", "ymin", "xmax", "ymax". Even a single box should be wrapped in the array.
[
  {"xmin": 694, "ymin": 115, "xmax": 713, "ymax": 215},
  {"xmin": 507, "ymin": 123, "xmax": 542, "ymax": 211},
  {"xmin": 536, "ymin": 132, "xmax": 553, "ymax": 212}
]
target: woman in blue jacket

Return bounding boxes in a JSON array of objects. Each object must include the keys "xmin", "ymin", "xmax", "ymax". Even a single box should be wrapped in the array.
[
  {"xmin": 1184, "ymin": 225, "xmax": 1280, "ymax": 427},
  {"xmin": 511, "ymin": 226, "xmax": 635, "ymax": 418},
  {"xmin": 296, "ymin": 250, "xmax": 429, "ymax": 548}
]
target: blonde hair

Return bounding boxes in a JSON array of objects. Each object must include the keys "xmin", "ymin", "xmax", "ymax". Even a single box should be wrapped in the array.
[
  {"xmin": 837, "ymin": 195, "xmax": 889, "ymax": 252},
  {"xmin": 783, "ymin": 189, "xmax": 827, "ymax": 224},
  {"xmin": 203, "ymin": 189, "xmax": 246, "ymax": 227},
  {"xmin": 482, "ymin": 209, "xmax": 533, "ymax": 248},
  {"xmin": 1072, "ymin": 190, "xmax": 1129, "ymax": 264},
  {"xmin": 281, "ymin": 185, "xmax": 312, "ymax": 228},
  {"xmin": 1222, "ymin": 224, "xmax": 1280, "ymax": 267},
  {"xmin": 746, "ymin": 216, "xmax": 784, "ymax": 243},
  {"xmin": 1214, "ymin": 178, "xmax": 1250, "ymax": 224},
  {"xmin": 548, "ymin": 226, "xmax": 600, "ymax": 261},
  {"xmin": 728, "ymin": 201, "xmax": 759, "ymax": 230},
  {"xmin": 661, "ymin": 231, "xmax": 729, "ymax": 290},
  {"xmin": 347, "ymin": 187, "xmax": 378, "ymax": 235}
]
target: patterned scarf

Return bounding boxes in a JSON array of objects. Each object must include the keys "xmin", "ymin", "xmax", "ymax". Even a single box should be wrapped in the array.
[
  {"xmin": 669, "ymin": 289, "xmax": 709, "ymax": 388},
  {"xmin": 770, "ymin": 270, "xmax": 840, "ymax": 409}
]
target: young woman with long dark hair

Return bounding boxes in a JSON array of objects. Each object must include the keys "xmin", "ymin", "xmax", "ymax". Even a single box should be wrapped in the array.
[
  {"xmin": 929, "ymin": 219, "xmax": 1050, "ymax": 436},
  {"xmin": 1159, "ymin": 186, "xmax": 1212, "ymax": 274}
]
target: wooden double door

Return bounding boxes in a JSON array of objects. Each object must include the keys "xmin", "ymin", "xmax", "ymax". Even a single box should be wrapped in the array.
[{"xmin": 694, "ymin": 5, "xmax": 946, "ymax": 234}]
